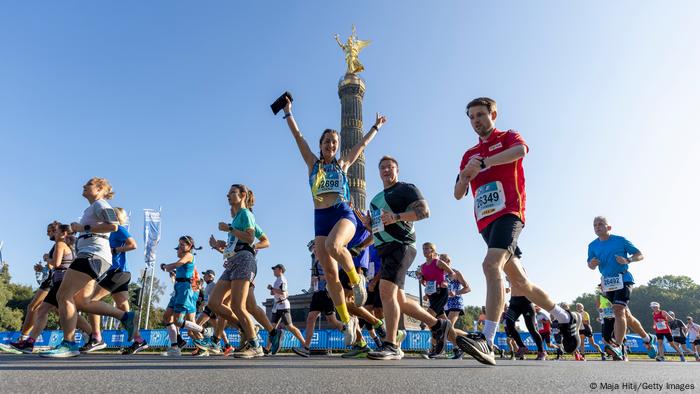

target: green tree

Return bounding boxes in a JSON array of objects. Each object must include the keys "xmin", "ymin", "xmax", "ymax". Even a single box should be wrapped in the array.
[{"xmin": 0, "ymin": 264, "xmax": 25, "ymax": 331}]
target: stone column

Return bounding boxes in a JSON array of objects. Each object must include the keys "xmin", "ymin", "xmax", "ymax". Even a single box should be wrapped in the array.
[{"xmin": 338, "ymin": 73, "xmax": 367, "ymax": 211}]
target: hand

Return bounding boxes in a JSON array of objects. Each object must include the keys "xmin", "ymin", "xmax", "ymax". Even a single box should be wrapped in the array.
[
  {"xmin": 267, "ymin": 284, "xmax": 273, "ymax": 290},
  {"xmin": 354, "ymin": 208, "xmax": 371, "ymax": 231},
  {"xmin": 284, "ymin": 96, "xmax": 292, "ymax": 114},
  {"xmin": 615, "ymin": 255, "xmax": 629, "ymax": 265},
  {"xmin": 209, "ymin": 235, "xmax": 218, "ymax": 249},
  {"xmin": 373, "ymin": 113, "xmax": 387, "ymax": 130},
  {"xmin": 423, "ymin": 295, "xmax": 429, "ymax": 301},
  {"xmin": 368, "ymin": 280, "xmax": 377, "ymax": 292},
  {"xmin": 464, "ymin": 156, "xmax": 483, "ymax": 178},
  {"xmin": 380, "ymin": 209, "xmax": 398, "ymax": 226},
  {"xmin": 70, "ymin": 222, "xmax": 82, "ymax": 233},
  {"xmin": 34, "ymin": 263, "xmax": 43, "ymax": 272},
  {"xmin": 589, "ymin": 257, "xmax": 600, "ymax": 268},
  {"xmin": 449, "ymin": 291, "xmax": 456, "ymax": 298},
  {"xmin": 218, "ymin": 222, "xmax": 229, "ymax": 232},
  {"xmin": 160, "ymin": 263, "xmax": 166, "ymax": 272}
]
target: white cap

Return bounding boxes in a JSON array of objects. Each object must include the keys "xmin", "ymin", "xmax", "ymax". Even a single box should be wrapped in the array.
[{"xmin": 650, "ymin": 301, "xmax": 660, "ymax": 308}]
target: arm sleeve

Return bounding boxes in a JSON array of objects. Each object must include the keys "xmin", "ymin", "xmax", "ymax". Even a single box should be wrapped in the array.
[
  {"xmin": 622, "ymin": 237, "xmax": 641, "ymax": 255},
  {"xmin": 587, "ymin": 243, "xmax": 596, "ymax": 262},
  {"xmin": 505, "ymin": 130, "xmax": 529, "ymax": 153}
]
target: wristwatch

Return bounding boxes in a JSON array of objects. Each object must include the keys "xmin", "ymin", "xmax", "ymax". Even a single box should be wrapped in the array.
[
  {"xmin": 228, "ymin": 224, "xmax": 233, "ymax": 231},
  {"xmin": 478, "ymin": 158, "xmax": 486, "ymax": 169},
  {"xmin": 393, "ymin": 213, "xmax": 401, "ymax": 222},
  {"xmin": 84, "ymin": 224, "xmax": 91, "ymax": 232}
]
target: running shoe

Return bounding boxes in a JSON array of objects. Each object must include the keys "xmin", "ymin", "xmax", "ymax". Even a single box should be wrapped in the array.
[
  {"xmin": 430, "ymin": 319, "xmax": 451, "ymax": 356},
  {"xmin": 451, "ymin": 348, "xmax": 464, "ymax": 360},
  {"xmin": 121, "ymin": 340, "xmax": 149, "ymax": 355},
  {"xmin": 603, "ymin": 344, "xmax": 622, "ymax": 361},
  {"xmin": 352, "ymin": 275, "xmax": 368, "ymax": 307},
  {"xmin": 122, "ymin": 311, "xmax": 136, "ymax": 341},
  {"xmin": 223, "ymin": 344, "xmax": 234, "ymax": 357},
  {"xmin": 515, "ymin": 346, "xmax": 528, "ymax": 360},
  {"xmin": 655, "ymin": 356, "xmax": 665, "ymax": 362},
  {"xmin": 558, "ymin": 310, "xmax": 582, "ymax": 354},
  {"xmin": 374, "ymin": 320, "xmax": 386, "ymax": 339},
  {"xmin": 600, "ymin": 352, "xmax": 606, "ymax": 361},
  {"xmin": 193, "ymin": 338, "xmax": 210, "ymax": 351},
  {"xmin": 645, "ymin": 336, "xmax": 658, "ymax": 359},
  {"xmin": 455, "ymin": 332, "xmax": 496, "ymax": 366},
  {"xmin": 292, "ymin": 346, "xmax": 310, "ymax": 358},
  {"xmin": 0, "ymin": 343, "xmax": 22, "ymax": 354},
  {"xmin": 680, "ymin": 354, "xmax": 686, "ymax": 362},
  {"xmin": 234, "ymin": 342, "xmax": 263, "ymax": 359},
  {"xmin": 40, "ymin": 340, "xmax": 80, "ymax": 358},
  {"xmin": 536, "ymin": 351, "xmax": 547, "ymax": 361},
  {"xmin": 208, "ymin": 341, "xmax": 222, "ymax": 355},
  {"xmin": 269, "ymin": 329, "xmax": 282, "ymax": 355},
  {"xmin": 80, "ymin": 336, "xmax": 107, "ymax": 353},
  {"xmin": 372, "ymin": 336, "xmax": 383, "ymax": 348},
  {"xmin": 367, "ymin": 343, "xmax": 402, "ymax": 360},
  {"xmin": 343, "ymin": 317, "xmax": 358, "ymax": 346},
  {"xmin": 193, "ymin": 348, "xmax": 210, "ymax": 357},
  {"xmin": 396, "ymin": 329, "xmax": 406, "ymax": 349},
  {"xmin": 341, "ymin": 344, "xmax": 370, "ymax": 358},
  {"xmin": 10, "ymin": 339, "xmax": 34, "ymax": 354},
  {"xmin": 574, "ymin": 352, "xmax": 584, "ymax": 361},
  {"xmin": 161, "ymin": 347, "xmax": 182, "ymax": 357}
]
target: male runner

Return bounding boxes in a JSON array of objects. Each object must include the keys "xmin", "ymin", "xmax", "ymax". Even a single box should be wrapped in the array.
[{"xmin": 454, "ymin": 97, "xmax": 580, "ymax": 365}]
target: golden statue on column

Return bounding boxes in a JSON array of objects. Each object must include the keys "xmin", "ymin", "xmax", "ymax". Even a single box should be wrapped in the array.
[{"xmin": 334, "ymin": 25, "xmax": 371, "ymax": 74}]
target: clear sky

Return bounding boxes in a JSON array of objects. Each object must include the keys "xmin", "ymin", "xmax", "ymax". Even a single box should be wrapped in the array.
[{"xmin": 1, "ymin": 1, "xmax": 699, "ymax": 309}]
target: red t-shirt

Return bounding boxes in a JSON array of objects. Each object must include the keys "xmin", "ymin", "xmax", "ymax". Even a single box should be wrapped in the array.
[
  {"xmin": 460, "ymin": 129, "xmax": 529, "ymax": 232},
  {"xmin": 653, "ymin": 310, "xmax": 671, "ymax": 334}
]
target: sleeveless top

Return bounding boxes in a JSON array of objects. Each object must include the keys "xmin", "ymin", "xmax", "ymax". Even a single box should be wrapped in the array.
[
  {"xmin": 52, "ymin": 244, "xmax": 75, "ymax": 283},
  {"xmin": 598, "ymin": 295, "xmax": 614, "ymax": 319},
  {"xmin": 176, "ymin": 255, "xmax": 195, "ymax": 280},
  {"xmin": 309, "ymin": 160, "xmax": 350, "ymax": 202},
  {"xmin": 653, "ymin": 310, "xmax": 671, "ymax": 333},
  {"xmin": 445, "ymin": 276, "xmax": 464, "ymax": 311}
]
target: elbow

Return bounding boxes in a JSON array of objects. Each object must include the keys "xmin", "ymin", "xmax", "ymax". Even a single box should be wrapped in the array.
[{"xmin": 108, "ymin": 224, "xmax": 119, "ymax": 232}]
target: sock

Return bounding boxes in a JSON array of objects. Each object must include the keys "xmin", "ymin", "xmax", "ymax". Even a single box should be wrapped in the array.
[
  {"xmin": 548, "ymin": 306, "xmax": 570, "ymax": 324},
  {"xmin": 336, "ymin": 303, "xmax": 351, "ymax": 324},
  {"xmin": 358, "ymin": 339, "xmax": 367, "ymax": 348},
  {"xmin": 373, "ymin": 320, "xmax": 384, "ymax": 329},
  {"xmin": 93, "ymin": 333, "xmax": 102, "ymax": 342},
  {"xmin": 642, "ymin": 334, "xmax": 651, "ymax": 343},
  {"xmin": 345, "ymin": 268, "xmax": 361, "ymax": 286},
  {"xmin": 20, "ymin": 335, "xmax": 28, "ymax": 341},
  {"xmin": 483, "ymin": 320, "xmax": 498, "ymax": 346}
]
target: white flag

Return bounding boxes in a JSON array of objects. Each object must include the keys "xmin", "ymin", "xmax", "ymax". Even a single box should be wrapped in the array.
[{"xmin": 143, "ymin": 209, "xmax": 161, "ymax": 268}]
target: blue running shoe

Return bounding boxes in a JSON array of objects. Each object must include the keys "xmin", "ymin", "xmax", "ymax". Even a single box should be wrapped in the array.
[
  {"xmin": 40, "ymin": 340, "xmax": 80, "ymax": 358},
  {"xmin": 193, "ymin": 338, "xmax": 210, "ymax": 351},
  {"xmin": 646, "ymin": 336, "xmax": 658, "ymax": 359},
  {"xmin": 270, "ymin": 329, "xmax": 282, "ymax": 355}
]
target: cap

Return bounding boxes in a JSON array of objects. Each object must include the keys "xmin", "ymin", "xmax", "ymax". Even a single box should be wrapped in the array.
[
  {"xmin": 204, "ymin": 270, "xmax": 215, "ymax": 276},
  {"xmin": 650, "ymin": 301, "xmax": 660, "ymax": 308},
  {"xmin": 271, "ymin": 264, "xmax": 286, "ymax": 272}
]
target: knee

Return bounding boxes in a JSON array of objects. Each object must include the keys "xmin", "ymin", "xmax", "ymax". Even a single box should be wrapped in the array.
[
  {"xmin": 482, "ymin": 259, "xmax": 502, "ymax": 279},
  {"xmin": 325, "ymin": 240, "xmax": 345, "ymax": 257}
]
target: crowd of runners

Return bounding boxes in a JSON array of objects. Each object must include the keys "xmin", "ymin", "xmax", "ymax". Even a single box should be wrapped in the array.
[{"xmin": 2, "ymin": 96, "xmax": 699, "ymax": 364}]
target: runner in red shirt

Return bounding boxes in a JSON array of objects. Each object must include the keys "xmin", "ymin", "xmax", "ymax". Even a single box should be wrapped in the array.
[
  {"xmin": 650, "ymin": 302, "xmax": 684, "ymax": 361},
  {"xmin": 452, "ymin": 97, "xmax": 580, "ymax": 365}
]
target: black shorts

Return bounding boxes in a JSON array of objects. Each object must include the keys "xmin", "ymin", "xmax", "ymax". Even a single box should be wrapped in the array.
[
  {"xmin": 602, "ymin": 317, "xmax": 615, "ymax": 343},
  {"xmin": 553, "ymin": 333, "xmax": 562, "ymax": 344},
  {"xmin": 656, "ymin": 332, "xmax": 673, "ymax": 342},
  {"xmin": 579, "ymin": 324, "xmax": 593, "ymax": 337},
  {"xmin": 505, "ymin": 296, "xmax": 535, "ymax": 322},
  {"xmin": 202, "ymin": 305, "xmax": 217, "ymax": 320},
  {"xmin": 446, "ymin": 308, "xmax": 465, "ymax": 316},
  {"xmin": 97, "ymin": 270, "xmax": 131, "ymax": 294},
  {"xmin": 693, "ymin": 339, "xmax": 700, "ymax": 346},
  {"xmin": 272, "ymin": 309, "xmax": 293, "ymax": 326},
  {"xmin": 604, "ymin": 283, "xmax": 632, "ymax": 306},
  {"xmin": 378, "ymin": 243, "xmax": 417, "ymax": 290},
  {"xmin": 366, "ymin": 288, "xmax": 382, "ymax": 308},
  {"xmin": 309, "ymin": 290, "xmax": 335, "ymax": 315},
  {"xmin": 673, "ymin": 337, "xmax": 686, "ymax": 344},
  {"xmin": 44, "ymin": 280, "xmax": 62, "ymax": 308},
  {"xmin": 427, "ymin": 287, "xmax": 448, "ymax": 315},
  {"xmin": 540, "ymin": 332, "xmax": 551, "ymax": 344},
  {"xmin": 339, "ymin": 267, "xmax": 367, "ymax": 291},
  {"xmin": 69, "ymin": 257, "xmax": 102, "ymax": 280},
  {"xmin": 479, "ymin": 214, "xmax": 523, "ymax": 258}
]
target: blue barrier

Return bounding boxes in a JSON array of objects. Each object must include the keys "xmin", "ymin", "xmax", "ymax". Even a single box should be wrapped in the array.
[{"xmin": 0, "ymin": 330, "xmax": 686, "ymax": 353}]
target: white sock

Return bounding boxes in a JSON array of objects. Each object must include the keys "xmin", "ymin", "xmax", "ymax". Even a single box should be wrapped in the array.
[
  {"xmin": 20, "ymin": 335, "xmax": 28, "ymax": 341},
  {"xmin": 642, "ymin": 334, "xmax": 651, "ymax": 343},
  {"xmin": 549, "ymin": 306, "xmax": 570, "ymax": 324},
  {"xmin": 183, "ymin": 320, "xmax": 204, "ymax": 333},
  {"xmin": 483, "ymin": 320, "xmax": 498, "ymax": 346}
]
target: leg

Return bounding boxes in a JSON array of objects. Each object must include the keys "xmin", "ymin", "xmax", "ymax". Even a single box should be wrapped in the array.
[
  {"xmin": 56, "ymin": 269, "xmax": 96, "ymax": 342},
  {"xmin": 502, "ymin": 256, "xmax": 557, "ymax": 312},
  {"xmin": 87, "ymin": 286, "xmax": 111, "ymax": 341},
  {"xmin": 20, "ymin": 289, "xmax": 48, "ymax": 336},
  {"xmin": 29, "ymin": 303, "xmax": 56, "ymax": 339},
  {"xmin": 207, "ymin": 280, "xmax": 239, "ymax": 326},
  {"xmin": 379, "ymin": 279, "xmax": 400, "ymax": 345},
  {"xmin": 612, "ymin": 305, "xmax": 629, "ymax": 344},
  {"xmin": 315, "ymin": 236, "xmax": 350, "ymax": 323},
  {"xmin": 229, "ymin": 280, "xmax": 255, "ymax": 341},
  {"xmin": 303, "ymin": 311, "xmax": 321, "ymax": 348}
]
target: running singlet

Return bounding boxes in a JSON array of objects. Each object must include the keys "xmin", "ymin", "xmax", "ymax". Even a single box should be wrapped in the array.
[
  {"xmin": 78, "ymin": 199, "xmax": 119, "ymax": 263},
  {"xmin": 223, "ymin": 208, "xmax": 256, "ymax": 260},
  {"xmin": 52, "ymin": 246, "xmax": 75, "ymax": 283},
  {"xmin": 309, "ymin": 161, "xmax": 350, "ymax": 202},
  {"xmin": 273, "ymin": 275, "xmax": 290, "ymax": 311},
  {"xmin": 653, "ymin": 310, "xmax": 671, "ymax": 334},
  {"xmin": 109, "ymin": 225, "xmax": 132, "ymax": 272},
  {"xmin": 348, "ymin": 210, "xmax": 370, "ymax": 270},
  {"xmin": 445, "ymin": 276, "xmax": 464, "ymax": 311},
  {"xmin": 536, "ymin": 312, "xmax": 551, "ymax": 333},
  {"xmin": 370, "ymin": 182, "xmax": 424, "ymax": 248},
  {"xmin": 599, "ymin": 295, "xmax": 614, "ymax": 319},
  {"xmin": 588, "ymin": 235, "xmax": 640, "ymax": 286},
  {"xmin": 581, "ymin": 311, "xmax": 591, "ymax": 324},
  {"xmin": 421, "ymin": 259, "xmax": 445, "ymax": 295},
  {"xmin": 175, "ymin": 256, "xmax": 195, "ymax": 280},
  {"xmin": 459, "ymin": 129, "xmax": 528, "ymax": 232},
  {"xmin": 688, "ymin": 323, "xmax": 700, "ymax": 342}
]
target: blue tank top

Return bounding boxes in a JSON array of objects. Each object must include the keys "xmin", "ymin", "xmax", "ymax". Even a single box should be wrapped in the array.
[
  {"xmin": 309, "ymin": 161, "xmax": 350, "ymax": 202},
  {"xmin": 175, "ymin": 255, "xmax": 195, "ymax": 279},
  {"xmin": 445, "ymin": 276, "xmax": 464, "ymax": 311}
]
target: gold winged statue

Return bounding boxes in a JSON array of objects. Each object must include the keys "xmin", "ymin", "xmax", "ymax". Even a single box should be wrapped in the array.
[{"xmin": 334, "ymin": 25, "xmax": 371, "ymax": 74}]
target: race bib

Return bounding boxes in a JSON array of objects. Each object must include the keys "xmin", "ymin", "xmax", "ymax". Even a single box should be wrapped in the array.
[
  {"xmin": 655, "ymin": 320, "xmax": 668, "ymax": 331},
  {"xmin": 474, "ymin": 181, "xmax": 506, "ymax": 220},
  {"xmin": 316, "ymin": 171, "xmax": 343, "ymax": 195},
  {"xmin": 672, "ymin": 329, "xmax": 681, "ymax": 337},
  {"xmin": 223, "ymin": 233, "xmax": 238, "ymax": 260},
  {"xmin": 601, "ymin": 274, "xmax": 623, "ymax": 292},
  {"xmin": 425, "ymin": 280, "xmax": 437, "ymax": 295},
  {"xmin": 601, "ymin": 307, "xmax": 614, "ymax": 319},
  {"xmin": 371, "ymin": 209, "xmax": 384, "ymax": 234}
]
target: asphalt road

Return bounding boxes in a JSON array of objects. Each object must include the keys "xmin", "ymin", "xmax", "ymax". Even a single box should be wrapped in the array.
[{"xmin": 1, "ymin": 353, "xmax": 698, "ymax": 393}]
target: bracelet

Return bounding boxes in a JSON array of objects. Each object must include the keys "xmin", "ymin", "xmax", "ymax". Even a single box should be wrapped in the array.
[
  {"xmin": 283, "ymin": 112, "xmax": 292, "ymax": 119},
  {"xmin": 370, "ymin": 125, "xmax": 378, "ymax": 132}
]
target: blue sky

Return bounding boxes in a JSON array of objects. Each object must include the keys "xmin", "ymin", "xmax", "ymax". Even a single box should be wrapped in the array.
[{"xmin": 1, "ymin": 1, "xmax": 699, "ymax": 309}]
